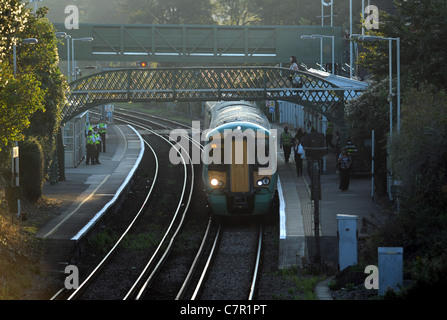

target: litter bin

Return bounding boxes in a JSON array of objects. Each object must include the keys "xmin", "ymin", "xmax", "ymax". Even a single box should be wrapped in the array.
[
  {"xmin": 337, "ymin": 214, "xmax": 358, "ymax": 271},
  {"xmin": 378, "ymin": 247, "xmax": 403, "ymax": 296}
]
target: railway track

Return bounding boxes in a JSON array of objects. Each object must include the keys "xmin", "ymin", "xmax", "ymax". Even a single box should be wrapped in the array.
[
  {"xmin": 190, "ymin": 222, "xmax": 263, "ymax": 300},
  {"xmin": 51, "ymin": 107, "xmax": 265, "ymax": 300},
  {"xmin": 50, "ymin": 110, "xmax": 196, "ymax": 300},
  {"xmin": 113, "ymin": 109, "xmax": 264, "ymax": 300}
]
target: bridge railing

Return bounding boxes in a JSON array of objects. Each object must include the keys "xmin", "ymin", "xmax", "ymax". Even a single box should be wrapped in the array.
[{"xmin": 62, "ymin": 67, "xmax": 363, "ymax": 124}]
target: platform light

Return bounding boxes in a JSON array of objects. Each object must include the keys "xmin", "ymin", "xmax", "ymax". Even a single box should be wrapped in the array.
[{"xmin": 210, "ymin": 178, "xmax": 219, "ymax": 186}]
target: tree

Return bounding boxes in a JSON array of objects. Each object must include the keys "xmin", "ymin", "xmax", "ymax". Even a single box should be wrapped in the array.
[
  {"xmin": 212, "ymin": 0, "xmax": 260, "ymax": 25},
  {"xmin": 0, "ymin": 65, "xmax": 45, "ymax": 150},
  {"xmin": 17, "ymin": 8, "xmax": 67, "ymax": 157},
  {"xmin": 118, "ymin": 0, "xmax": 215, "ymax": 24},
  {"xmin": 1, "ymin": 3, "xmax": 67, "ymax": 203},
  {"xmin": 0, "ymin": 0, "xmax": 28, "ymax": 64},
  {"xmin": 345, "ymin": 79, "xmax": 390, "ymax": 195},
  {"xmin": 358, "ymin": 0, "xmax": 447, "ymax": 88},
  {"xmin": 0, "ymin": 0, "xmax": 46, "ymax": 151}
]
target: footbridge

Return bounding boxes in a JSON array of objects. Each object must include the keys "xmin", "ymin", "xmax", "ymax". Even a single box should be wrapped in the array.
[{"xmin": 62, "ymin": 66, "xmax": 366, "ymax": 128}]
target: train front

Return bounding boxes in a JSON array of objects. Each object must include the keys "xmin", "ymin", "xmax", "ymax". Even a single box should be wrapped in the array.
[{"xmin": 202, "ymin": 122, "xmax": 277, "ymax": 216}]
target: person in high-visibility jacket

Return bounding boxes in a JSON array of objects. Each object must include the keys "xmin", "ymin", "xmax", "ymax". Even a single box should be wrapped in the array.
[
  {"xmin": 280, "ymin": 126, "xmax": 292, "ymax": 163},
  {"xmin": 85, "ymin": 122, "xmax": 93, "ymax": 137},
  {"xmin": 93, "ymin": 127, "xmax": 102, "ymax": 164},
  {"xmin": 85, "ymin": 130, "xmax": 96, "ymax": 165},
  {"xmin": 98, "ymin": 121, "xmax": 107, "ymax": 152}
]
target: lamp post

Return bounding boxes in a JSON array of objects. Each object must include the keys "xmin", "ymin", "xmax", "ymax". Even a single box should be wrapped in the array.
[
  {"xmin": 29, "ymin": 0, "xmax": 42, "ymax": 13},
  {"xmin": 72, "ymin": 37, "xmax": 93, "ymax": 81},
  {"xmin": 301, "ymin": 34, "xmax": 335, "ymax": 75},
  {"xmin": 55, "ymin": 32, "xmax": 71, "ymax": 82},
  {"xmin": 354, "ymin": 35, "xmax": 401, "ymax": 199},
  {"xmin": 12, "ymin": 37, "xmax": 38, "ymax": 220},
  {"xmin": 357, "ymin": 35, "xmax": 401, "ymax": 135}
]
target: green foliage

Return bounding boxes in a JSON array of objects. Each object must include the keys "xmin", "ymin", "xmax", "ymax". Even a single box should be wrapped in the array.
[
  {"xmin": 0, "ymin": 1, "xmax": 46, "ymax": 151},
  {"xmin": 19, "ymin": 137, "xmax": 45, "ymax": 202},
  {"xmin": 358, "ymin": 0, "xmax": 447, "ymax": 88},
  {"xmin": 118, "ymin": 0, "xmax": 215, "ymax": 24},
  {"xmin": 390, "ymin": 84, "xmax": 447, "ymax": 227},
  {"xmin": 43, "ymin": 0, "xmax": 364, "ymax": 27},
  {"xmin": 17, "ymin": 8, "xmax": 67, "ymax": 156},
  {"xmin": 1, "ymin": 2, "xmax": 67, "ymax": 203},
  {"xmin": 212, "ymin": 0, "xmax": 260, "ymax": 25},
  {"xmin": 0, "ymin": 64, "xmax": 46, "ymax": 150},
  {"xmin": 0, "ymin": 0, "xmax": 28, "ymax": 64},
  {"xmin": 345, "ymin": 79, "xmax": 390, "ymax": 195}
]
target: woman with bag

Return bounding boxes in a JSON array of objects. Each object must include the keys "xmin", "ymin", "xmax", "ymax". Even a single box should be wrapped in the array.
[
  {"xmin": 289, "ymin": 56, "xmax": 303, "ymax": 88},
  {"xmin": 337, "ymin": 148, "xmax": 352, "ymax": 191},
  {"xmin": 293, "ymin": 138, "xmax": 305, "ymax": 176}
]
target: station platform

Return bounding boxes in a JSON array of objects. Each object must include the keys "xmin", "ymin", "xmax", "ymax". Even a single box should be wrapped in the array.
[
  {"xmin": 274, "ymin": 123, "xmax": 384, "ymax": 270},
  {"xmin": 37, "ymin": 124, "xmax": 144, "ymax": 272}
]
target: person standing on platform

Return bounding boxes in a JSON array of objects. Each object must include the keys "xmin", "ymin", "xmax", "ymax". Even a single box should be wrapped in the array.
[
  {"xmin": 93, "ymin": 127, "xmax": 102, "ymax": 164},
  {"xmin": 326, "ymin": 122, "xmax": 334, "ymax": 152},
  {"xmin": 293, "ymin": 138, "xmax": 304, "ymax": 176},
  {"xmin": 98, "ymin": 120, "xmax": 107, "ymax": 152},
  {"xmin": 337, "ymin": 148, "xmax": 352, "ymax": 191},
  {"xmin": 280, "ymin": 126, "xmax": 292, "ymax": 163},
  {"xmin": 85, "ymin": 121, "xmax": 92, "ymax": 137},
  {"xmin": 86, "ymin": 130, "xmax": 96, "ymax": 165}
]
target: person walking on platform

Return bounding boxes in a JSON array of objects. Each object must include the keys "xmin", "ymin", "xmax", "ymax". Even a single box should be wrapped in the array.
[
  {"xmin": 337, "ymin": 148, "xmax": 352, "ymax": 191},
  {"xmin": 293, "ymin": 138, "xmax": 304, "ymax": 176},
  {"xmin": 280, "ymin": 126, "xmax": 292, "ymax": 163},
  {"xmin": 98, "ymin": 120, "xmax": 107, "ymax": 152},
  {"xmin": 86, "ymin": 130, "xmax": 96, "ymax": 165},
  {"xmin": 93, "ymin": 127, "xmax": 102, "ymax": 164}
]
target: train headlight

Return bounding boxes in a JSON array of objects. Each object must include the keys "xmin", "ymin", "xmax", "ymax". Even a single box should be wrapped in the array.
[
  {"xmin": 257, "ymin": 177, "xmax": 271, "ymax": 186},
  {"xmin": 210, "ymin": 179, "xmax": 224, "ymax": 187},
  {"xmin": 262, "ymin": 177, "xmax": 270, "ymax": 185}
]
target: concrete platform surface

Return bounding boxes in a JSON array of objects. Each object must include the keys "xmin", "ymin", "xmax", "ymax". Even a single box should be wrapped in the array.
[
  {"xmin": 274, "ymin": 123, "xmax": 384, "ymax": 270},
  {"xmin": 37, "ymin": 124, "xmax": 144, "ymax": 272}
]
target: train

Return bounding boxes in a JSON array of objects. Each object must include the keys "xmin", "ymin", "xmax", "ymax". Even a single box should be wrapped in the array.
[{"xmin": 202, "ymin": 101, "xmax": 278, "ymax": 218}]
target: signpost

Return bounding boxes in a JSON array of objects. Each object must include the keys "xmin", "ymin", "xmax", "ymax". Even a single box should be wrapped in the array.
[{"xmin": 267, "ymin": 101, "xmax": 275, "ymax": 122}]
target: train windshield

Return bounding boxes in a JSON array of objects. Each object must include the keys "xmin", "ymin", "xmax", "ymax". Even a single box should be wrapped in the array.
[{"xmin": 207, "ymin": 131, "xmax": 270, "ymax": 169}]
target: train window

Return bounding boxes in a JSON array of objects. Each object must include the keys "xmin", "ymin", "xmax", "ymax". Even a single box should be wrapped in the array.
[
  {"xmin": 208, "ymin": 138, "xmax": 225, "ymax": 167},
  {"xmin": 255, "ymin": 136, "xmax": 270, "ymax": 168}
]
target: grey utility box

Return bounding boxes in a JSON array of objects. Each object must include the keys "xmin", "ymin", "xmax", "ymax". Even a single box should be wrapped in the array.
[
  {"xmin": 337, "ymin": 214, "xmax": 358, "ymax": 271},
  {"xmin": 378, "ymin": 247, "xmax": 403, "ymax": 296}
]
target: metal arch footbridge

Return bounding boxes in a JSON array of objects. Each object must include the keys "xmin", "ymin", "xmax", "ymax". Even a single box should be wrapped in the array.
[{"xmin": 62, "ymin": 66, "xmax": 365, "ymax": 128}]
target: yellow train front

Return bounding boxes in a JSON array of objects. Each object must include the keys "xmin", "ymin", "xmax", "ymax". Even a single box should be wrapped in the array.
[{"xmin": 202, "ymin": 101, "xmax": 278, "ymax": 217}]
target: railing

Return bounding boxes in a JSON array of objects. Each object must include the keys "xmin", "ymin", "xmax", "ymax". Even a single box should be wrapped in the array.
[{"xmin": 62, "ymin": 67, "xmax": 364, "ymax": 125}]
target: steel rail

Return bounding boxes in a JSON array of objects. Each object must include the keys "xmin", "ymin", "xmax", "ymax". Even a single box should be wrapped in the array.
[
  {"xmin": 65, "ymin": 137, "xmax": 159, "ymax": 300},
  {"xmin": 115, "ymin": 108, "xmax": 212, "ymax": 301},
  {"xmin": 175, "ymin": 217, "xmax": 213, "ymax": 300},
  {"xmin": 191, "ymin": 223, "xmax": 222, "ymax": 300},
  {"xmin": 248, "ymin": 224, "xmax": 263, "ymax": 300},
  {"xmin": 117, "ymin": 115, "xmax": 194, "ymax": 300}
]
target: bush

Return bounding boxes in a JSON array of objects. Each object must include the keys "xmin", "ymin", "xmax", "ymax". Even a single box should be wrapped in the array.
[
  {"xmin": 387, "ymin": 84, "xmax": 447, "ymax": 294},
  {"xmin": 345, "ymin": 79, "xmax": 390, "ymax": 195},
  {"xmin": 19, "ymin": 137, "xmax": 44, "ymax": 202}
]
